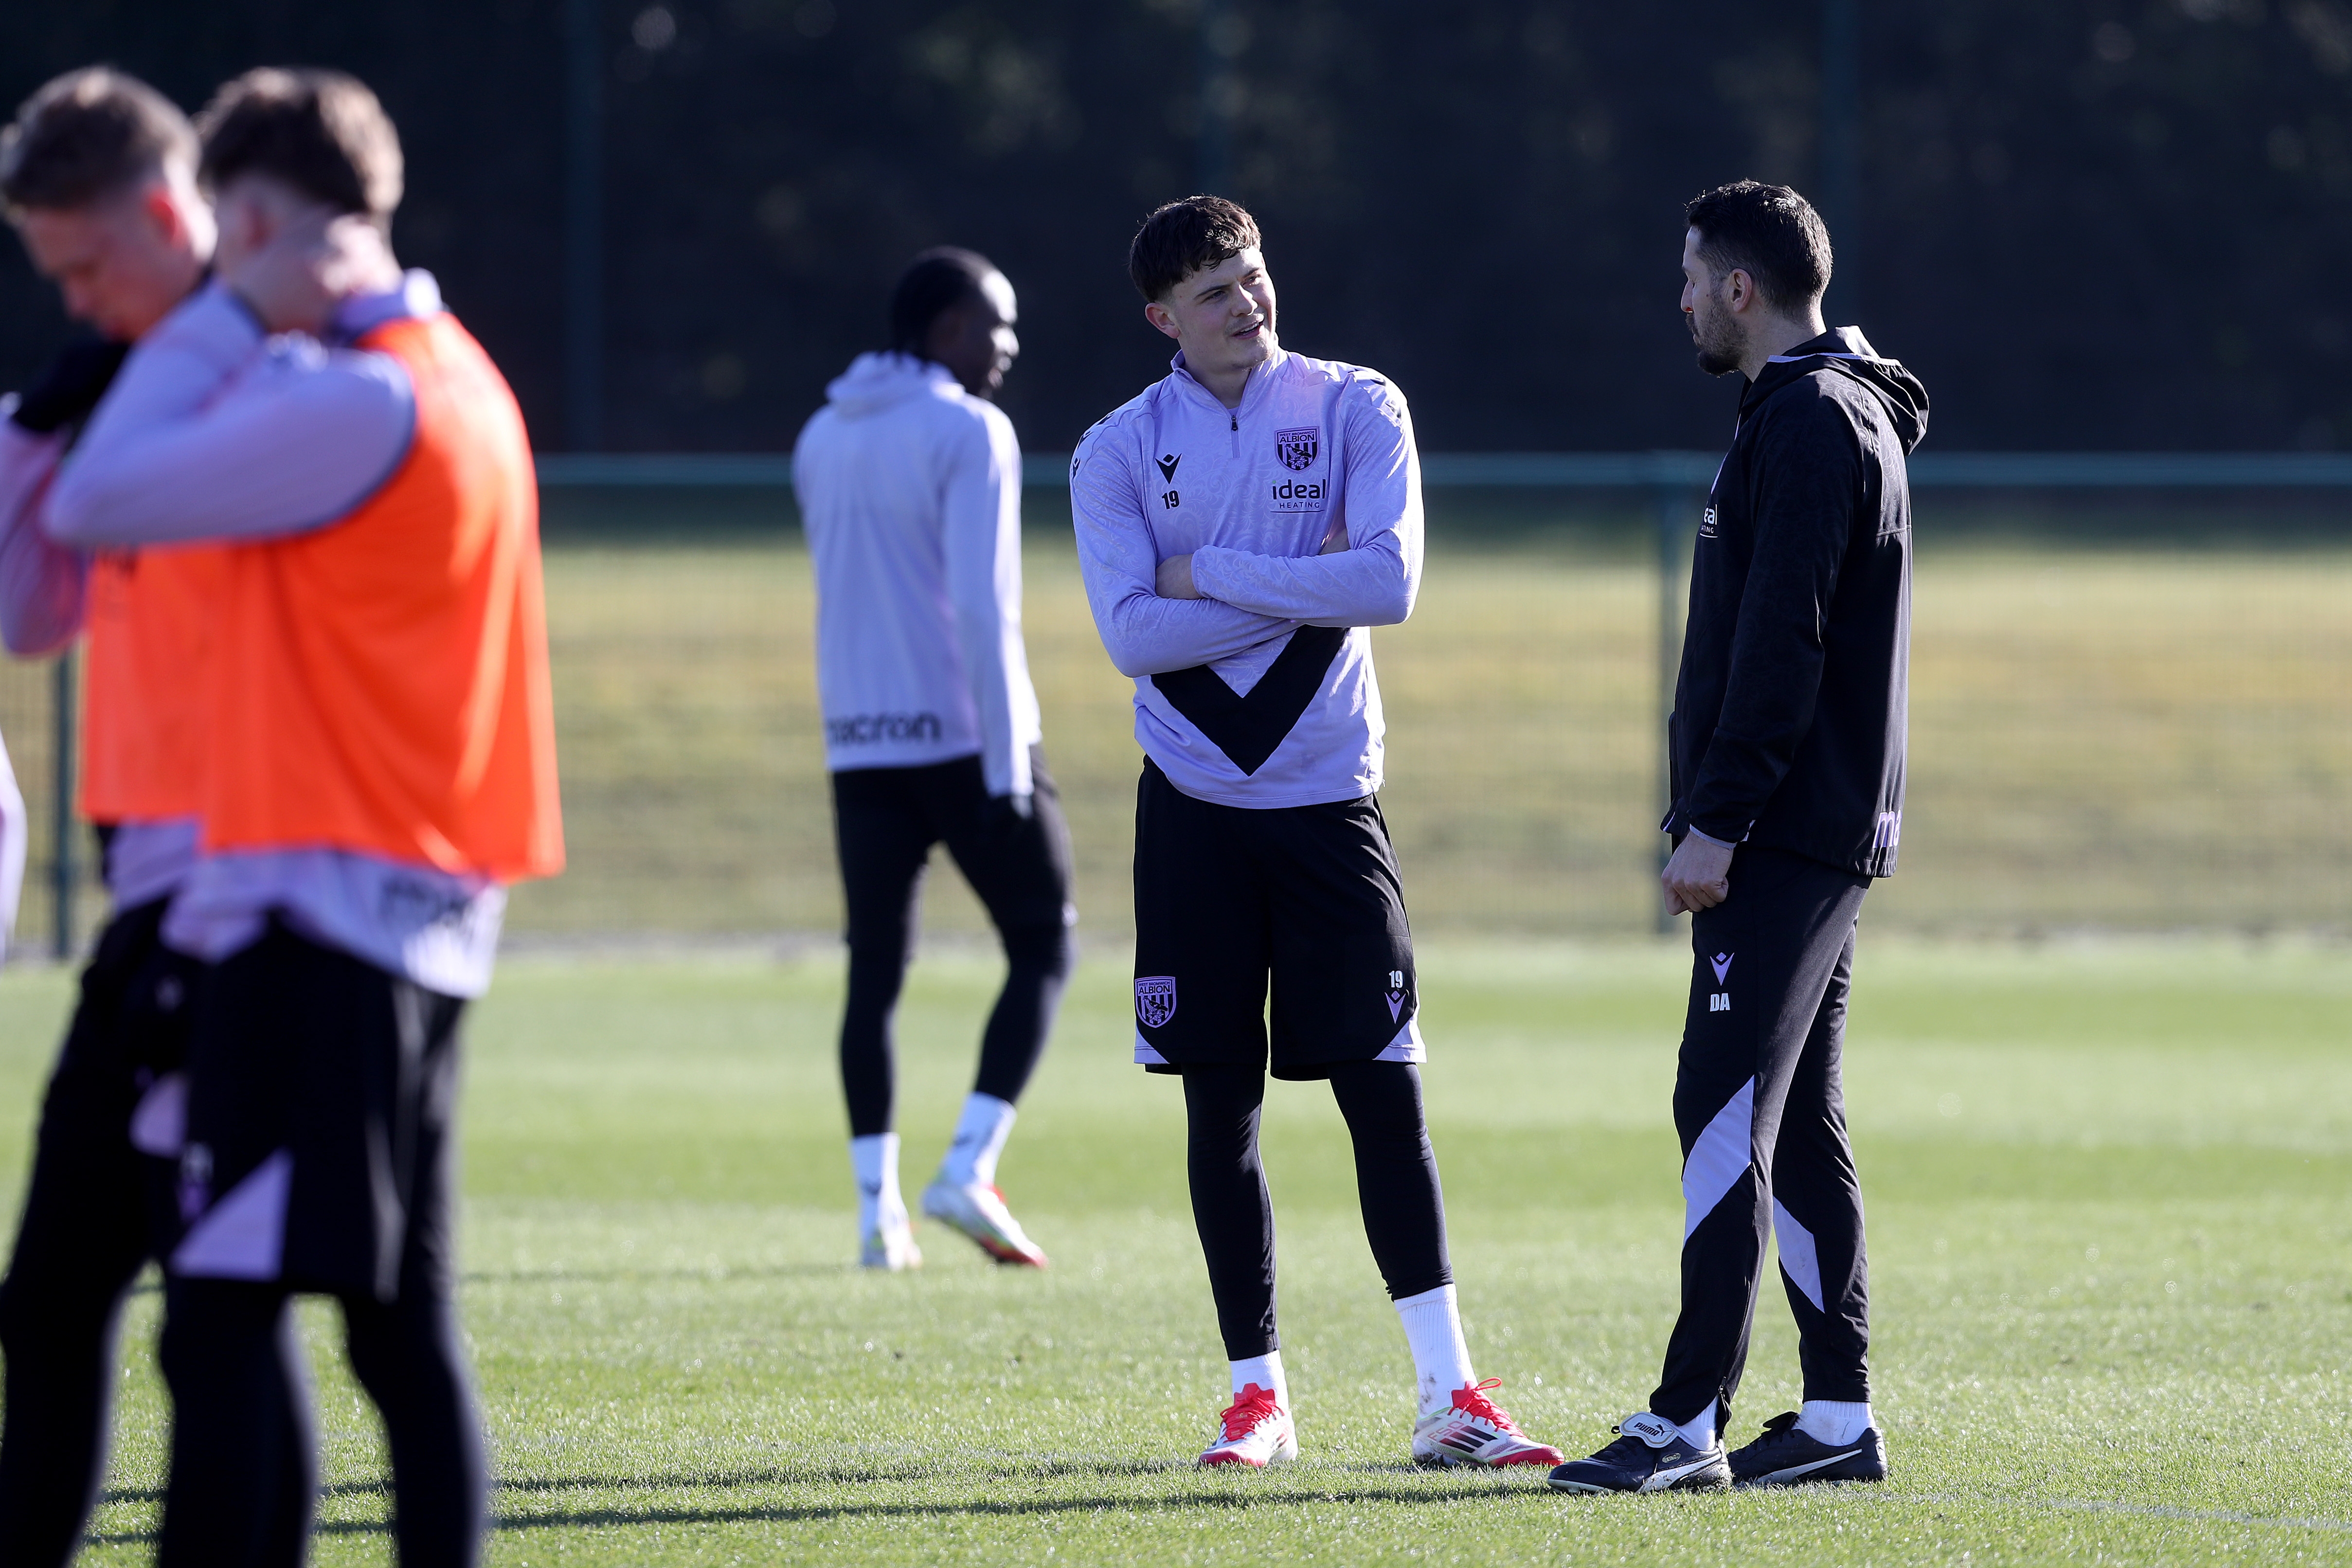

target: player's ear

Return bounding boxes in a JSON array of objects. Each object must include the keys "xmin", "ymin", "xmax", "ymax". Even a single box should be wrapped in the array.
[{"xmin": 1143, "ymin": 300, "xmax": 1181, "ymax": 341}]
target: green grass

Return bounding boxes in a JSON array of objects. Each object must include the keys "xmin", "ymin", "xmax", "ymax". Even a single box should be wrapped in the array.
[
  {"xmin": 6, "ymin": 936, "xmax": 2348, "ymax": 1563},
  {"xmin": 509, "ymin": 536, "xmax": 2352, "ymax": 941}
]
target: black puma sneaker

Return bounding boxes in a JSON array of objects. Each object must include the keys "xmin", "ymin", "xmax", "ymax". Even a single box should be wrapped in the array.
[
  {"xmin": 1546, "ymin": 1411, "xmax": 1731, "ymax": 1494},
  {"xmin": 1727, "ymin": 1410, "xmax": 1888, "ymax": 1486}
]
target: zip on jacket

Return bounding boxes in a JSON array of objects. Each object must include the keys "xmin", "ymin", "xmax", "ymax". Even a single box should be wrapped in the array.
[{"xmin": 1663, "ymin": 325, "xmax": 1928, "ymax": 878}]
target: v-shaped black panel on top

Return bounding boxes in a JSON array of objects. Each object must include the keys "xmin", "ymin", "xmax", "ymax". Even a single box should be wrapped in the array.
[{"xmin": 1149, "ymin": 625, "xmax": 1348, "ymax": 776}]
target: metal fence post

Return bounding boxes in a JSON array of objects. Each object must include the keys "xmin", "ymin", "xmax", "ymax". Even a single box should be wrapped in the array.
[
  {"xmin": 51, "ymin": 647, "xmax": 76, "ymax": 960},
  {"xmin": 1651, "ymin": 461, "xmax": 1695, "ymax": 937}
]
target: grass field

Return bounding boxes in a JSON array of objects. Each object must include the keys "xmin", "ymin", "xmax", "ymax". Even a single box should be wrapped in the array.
[
  {"xmin": 512, "ymin": 533, "xmax": 2352, "ymax": 941},
  {"xmin": 10, "ymin": 935, "xmax": 2349, "ymax": 1564}
]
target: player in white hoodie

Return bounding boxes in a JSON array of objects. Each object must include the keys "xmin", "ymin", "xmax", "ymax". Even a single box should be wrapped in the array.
[{"xmin": 793, "ymin": 249, "xmax": 1074, "ymax": 1270}]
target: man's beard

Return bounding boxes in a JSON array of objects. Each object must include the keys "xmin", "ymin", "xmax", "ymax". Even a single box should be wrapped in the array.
[{"xmin": 1689, "ymin": 308, "xmax": 1743, "ymax": 377}]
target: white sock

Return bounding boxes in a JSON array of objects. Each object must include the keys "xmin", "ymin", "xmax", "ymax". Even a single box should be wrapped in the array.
[
  {"xmin": 1393, "ymin": 1283, "xmax": 1475, "ymax": 1413},
  {"xmin": 938, "ymin": 1093, "xmax": 1017, "ymax": 1189},
  {"xmin": 1677, "ymin": 1399, "xmax": 1718, "ymax": 1451},
  {"xmin": 1797, "ymin": 1399, "xmax": 1875, "ymax": 1445},
  {"xmin": 1230, "ymin": 1351, "xmax": 1289, "ymax": 1408},
  {"xmin": 849, "ymin": 1133, "xmax": 904, "ymax": 1238}
]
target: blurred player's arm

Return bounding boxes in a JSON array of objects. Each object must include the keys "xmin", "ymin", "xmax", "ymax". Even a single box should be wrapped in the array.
[
  {"xmin": 1183, "ymin": 375, "xmax": 1423, "ymax": 628},
  {"xmin": 1071, "ymin": 431, "xmax": 1300, "ymax": 677},
  {"xmin": 0, "ymin": 412, "xmax": 88, "ymax": 657},
  {"xmin": 45, "ymin": 282, "xmax": 413, "ymax": 550},
  {"xmin": 941, "ymin": 408, "xmax": 1035, "ymax": 801}
]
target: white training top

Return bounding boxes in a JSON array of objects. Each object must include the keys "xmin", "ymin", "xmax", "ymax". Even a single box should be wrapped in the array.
[
  {"xmin": 1070, "ymin": 344, "xmax": 1422, "ymax": 809},
  {"xmin": 794, "ymin": 353, "xmax": 1042, "ymax": 798}
]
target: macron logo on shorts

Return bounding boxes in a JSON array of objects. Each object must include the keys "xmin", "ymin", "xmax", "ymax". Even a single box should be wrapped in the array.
[
  {"xmin": 1135, "ymin": 975, "xmax": 1178, "ymax": 1029},
  {"xmin": 1710, "ymin": 952, "xmax": 1734, "ymax": 985}
]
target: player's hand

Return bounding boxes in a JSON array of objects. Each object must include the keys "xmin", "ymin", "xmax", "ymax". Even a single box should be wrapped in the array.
[
  {"xmin": 1661, "ymin": 831, "xmax": 1735, "ymax": 917},
  {"xmin": 224, "ymin": 209, "xmax": 395, "ymax": 336},
  {"xmin": 1317, "ymin": 519, "xmax": 1348, "ymax": 554},
  {"xmin": 979, "ymin": 792, "xmax": 1034, "ymax": 833},
  {"xmin": 11, "ymin": 338, "xmax": 131, "ymax": 434},
  {"xmin": 1156, "ymin": 554, "xmax": 1200, "ymax": 598}
]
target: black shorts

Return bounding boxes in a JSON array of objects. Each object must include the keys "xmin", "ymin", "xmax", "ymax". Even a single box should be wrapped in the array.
[
  {"xmin": 831, "ymin": 744, "xmax": 1076, "ymax": 948},
  {"xmin": 171, "ymin": 921, "xmax": 464, "ymax": 1303},
  {"xmin": 1131, "ymin": 760, "xmax": 1420, "ymax": 1080}
]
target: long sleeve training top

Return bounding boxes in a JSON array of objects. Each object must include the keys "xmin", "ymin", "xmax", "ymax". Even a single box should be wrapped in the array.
[
  {"xmin": 0, "ymin": 392, "xmax": 194, "ymax": 912},
  {"xmin": 1071, "ymin": 344, "xmax": 1420, "ymax": 808},
  {"xmin": 1665, "ymin": 325, "xmax": 1927, "ymax": 876},
  {"xmin": 45, "ymin": 274, "xmax": 506, "ymax": 996},
  {"xmin": 794, "ymin": 352, "xmax": 1042, "ymax": 798}
]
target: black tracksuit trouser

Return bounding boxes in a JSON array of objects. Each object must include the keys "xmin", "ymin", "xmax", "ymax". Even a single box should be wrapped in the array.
[
  {"xmin": 0, "ymin": 901, "xmax": 305, "ymax": 1568},
  {"xmin": 831, "ymin": 746, "xmax": 1076, "ymax": 1138},
  {"xmin": 1651, "ymin": 846, "xmax": 1873, "ymax": 1428}
]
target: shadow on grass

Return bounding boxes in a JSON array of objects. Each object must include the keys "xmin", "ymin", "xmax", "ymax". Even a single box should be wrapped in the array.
[
  {"xmin": 460, "ymin": 1262, "xmax": 851, "ymax": 1285},
  {"xmin": 89, "ymin": 1476, "xmax": 1536, "ymax": 1546},
  {"xmin": 86, "ymin": 1458, "xmax": 1546, "ymax": 1546}
]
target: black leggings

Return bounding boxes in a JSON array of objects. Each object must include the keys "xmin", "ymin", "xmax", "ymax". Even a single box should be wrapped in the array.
[
  {"xmin": 158, "ymin": 1280, "xmax": 485, "ymax": 1568},
  {"xmin": 1183, "ymin": 1061, "xmax": 1452, "ymax": 1360},
  {"xmin": 833, "ymin": 748, "xmax": 1076, "ymax": 1137},
  {"xmin": 0, "ymin": 902, "xmax": 308, "ymax": 1567}
]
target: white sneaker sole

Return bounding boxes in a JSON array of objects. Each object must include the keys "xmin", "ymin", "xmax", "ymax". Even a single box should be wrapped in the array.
[{"xmin": 1200, "ymin": 1434, "xmax": 1298, "ymax": 1469}]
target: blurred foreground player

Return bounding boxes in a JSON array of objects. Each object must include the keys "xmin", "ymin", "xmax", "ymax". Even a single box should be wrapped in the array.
[
  {"xmin": 1549, "ymin": 182, "xmax": 1923, "ymax": 1496},
  {"xmin": 46, "ymin": 69, "xmax": 562, "ymax": 1564},
  {"xmin": 1071, "ymin": 197, "xmax": 1559, "ymax": 1470},
  {"xmin": 0, "ymin": 69, "xmax": 307, "ymax": 1568},
  {"xmin": 794, "ymin": 249, "xmax": 1074, "ymax": 1271}
]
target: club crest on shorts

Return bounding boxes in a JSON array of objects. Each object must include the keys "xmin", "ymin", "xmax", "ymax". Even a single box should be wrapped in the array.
[
  {"xmin": 1275, "ymin": 426, "xmax": 1319, "ymax": 471},
  {"xmin": 1135, "ymin": 975, "xmax": 1179, "ymax": 1029}
]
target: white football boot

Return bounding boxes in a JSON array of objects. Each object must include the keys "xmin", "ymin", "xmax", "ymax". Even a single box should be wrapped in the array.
[
  {"xmin": 1198, "ymin": 1383, "xmax": 1298, "ymax": 1468},
  {"xmin": 860, "ymin": 1209, "xmax": 922, "ymax": 1271},
  {"xmin": 1411, "ymin": 1378, "xmax": 1565, "ymax": 1468},
  {"xmin": 920, "ymin": 1179, "xmax": 1049, "ymax": 1268}
]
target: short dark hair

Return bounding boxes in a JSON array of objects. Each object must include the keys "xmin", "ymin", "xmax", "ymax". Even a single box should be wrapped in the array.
[
  {"xmin": 0, "ymin": 67, "xmax": 195, "ymax": 215},
  {"xmin": 890, "ymin": 247, "xmax": 997, "ymax": 354},
  {"xmin": 1128, "ymin": 196, "xmax": 1260, "ymax": 303},
  {"xmin": 1684, "ymin": 180, "xmax": 1832, "ymax": 311},
  {"xmin": 196, "ymin": 68, "xmax": 403, "ymax": 224}
]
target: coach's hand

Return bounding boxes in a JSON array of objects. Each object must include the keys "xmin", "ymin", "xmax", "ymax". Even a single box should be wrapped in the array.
[
  {"xmin": 1661, "ymin": 831, "xmax": 1734, "ymax": 917},
  {"xmin": 1156, "ymin": 554, "xmax": 1200, "ymax": 598}
]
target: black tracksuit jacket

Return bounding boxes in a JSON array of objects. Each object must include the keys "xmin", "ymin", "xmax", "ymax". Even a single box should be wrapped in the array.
[{"xmin": 1664, "ymin": 326, "xmax": 1929, "ymax": 878}]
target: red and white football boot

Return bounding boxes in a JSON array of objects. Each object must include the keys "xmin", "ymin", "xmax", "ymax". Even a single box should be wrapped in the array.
[
  {"xmin": 919, "ymin": 1179, "xmax": 1049, "ymax": 1268},
  {"xmin": 1411, "ymin": 1379, "xmax": 1564, "ymax": 1468},
  {"xmin": 1198, "ymin": 1383, "xmax": 1298, "ymax": 1469}
]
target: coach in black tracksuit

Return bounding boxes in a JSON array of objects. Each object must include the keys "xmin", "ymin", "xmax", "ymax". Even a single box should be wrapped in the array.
[{"xmin": 1552, "ymin": 181, "xmax": 1927, "ymax": 1496}]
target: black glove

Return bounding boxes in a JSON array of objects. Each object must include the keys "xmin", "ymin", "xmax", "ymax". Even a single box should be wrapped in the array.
[
  {"xmin": 979, "ymin": 792, "xmax": 1035, "ymax": 833},
  {"xmin": 11, "ymin": 338, "xmax": 131, "ymax": 435}
]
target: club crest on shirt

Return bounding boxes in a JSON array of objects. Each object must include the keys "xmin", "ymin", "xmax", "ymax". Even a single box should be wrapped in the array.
[
  {"xmin": 1135, "ymin": 975, "xmax": 1179, "ymax": 1029},
  {"xmin": 1275, "ymin": 426, "xmax": 1319, "ymax": 471}
]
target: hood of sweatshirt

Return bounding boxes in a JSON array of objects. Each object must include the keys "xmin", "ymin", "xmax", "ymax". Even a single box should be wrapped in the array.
[
  {"xmin": 823, "ymin": 351, "xmax": 959, "ymax": 419},
  {"xmin": 1743, "ymin": 326, "xmax": 1929, "ymax": 454}
]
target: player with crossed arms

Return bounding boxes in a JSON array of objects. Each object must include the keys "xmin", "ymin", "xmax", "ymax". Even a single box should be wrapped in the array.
[{"xmin": 1071, "ymin": 196, "xmax": 1561, "ymax": 1470}]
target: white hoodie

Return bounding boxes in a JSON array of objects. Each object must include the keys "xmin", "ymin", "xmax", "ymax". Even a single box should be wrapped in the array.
[{"xmin": 794, "ymin": 353, "xmax": 1041, "ymax": 797}]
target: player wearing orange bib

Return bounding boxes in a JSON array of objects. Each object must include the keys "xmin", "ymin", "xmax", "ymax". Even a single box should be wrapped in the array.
[
  {"xmin": 0, "ymin": 69, "xmax": 315, "ymax": 1568},
  {"xmin": 45, "ymin": 70, "xmax": 560, "ymax": 1567}
]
